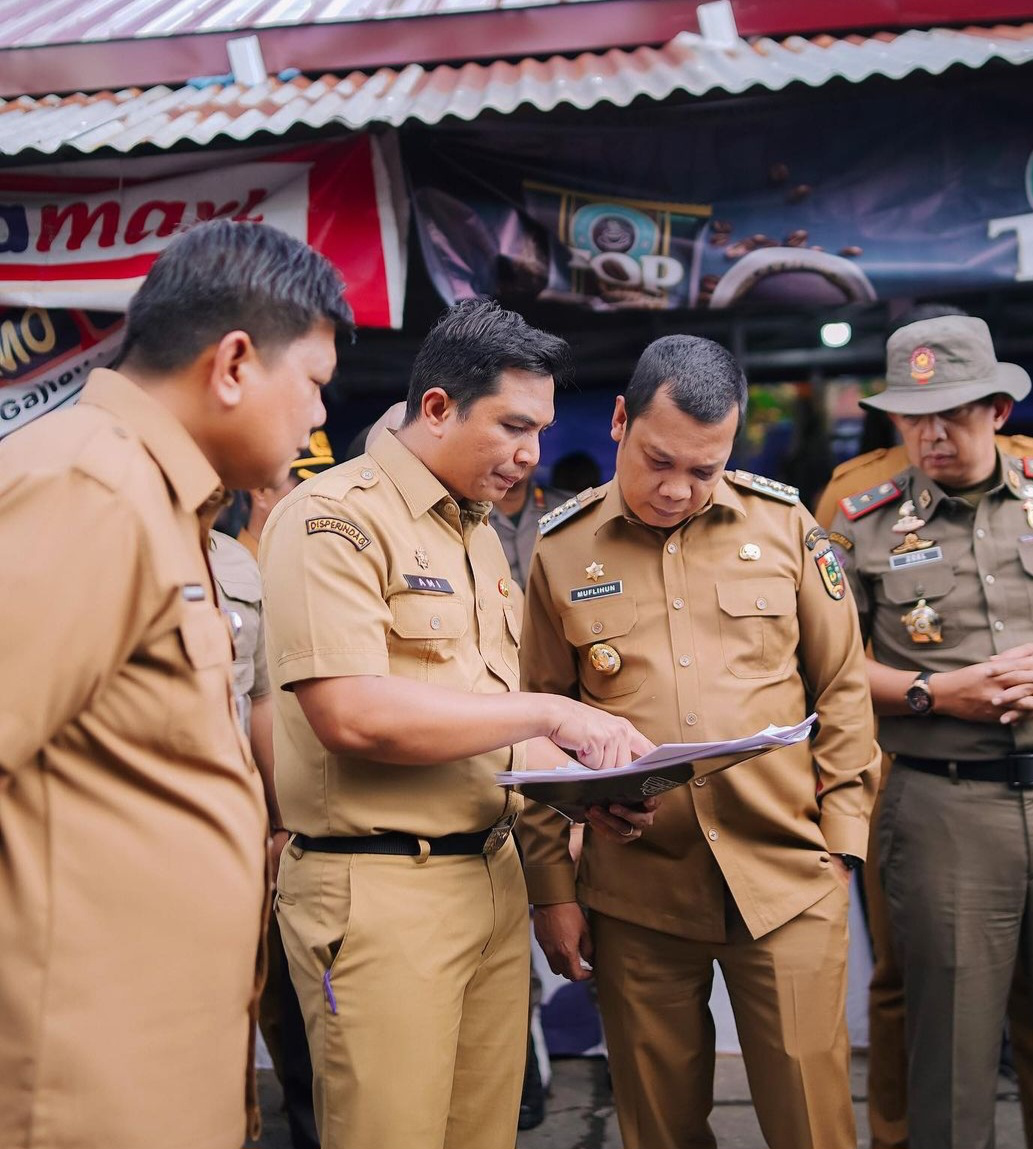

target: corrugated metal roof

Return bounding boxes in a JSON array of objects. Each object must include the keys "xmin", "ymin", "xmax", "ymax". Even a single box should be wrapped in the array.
[
  {"xmin": 0, "ymin": 0, "xmax": 589, "ymax": 48},
  {"xmin": 2, "ymin": 24, "xmax": 1032, "ymax": 157}
]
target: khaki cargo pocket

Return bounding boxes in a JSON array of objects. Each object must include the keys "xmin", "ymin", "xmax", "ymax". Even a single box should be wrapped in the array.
[
  {"xmin": 717, "ymin": 577, "xmax": 798, "ymax": 679},
  {"xmin": 501, "ymin": 603, "xmax": 522, "ymax": 675},
  {"xmin": 560, "ymin": 597, "xmax": 645, "ymax": 699}
]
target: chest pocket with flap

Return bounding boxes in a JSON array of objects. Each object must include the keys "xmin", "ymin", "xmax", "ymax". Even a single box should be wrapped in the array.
[
  {"xmin": 389, "ymin": 593, "xmax": 469, "ymax": 679},
  {"xmin": 876, "ymin": 561, "xmax": 959, "ymax": 648},
  {"xmin": 560, "ymin": 596, "xmax": 645, "ymax": 699},
  {"xmin": 716, "ymin": 577, "xmax": 798, "ymax": 679}
]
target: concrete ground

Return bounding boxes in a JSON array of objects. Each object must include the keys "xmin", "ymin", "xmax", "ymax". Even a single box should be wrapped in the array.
[{"xmin": 251, "ymin": 1053, "xmax": 1027, "ymax": 1148}]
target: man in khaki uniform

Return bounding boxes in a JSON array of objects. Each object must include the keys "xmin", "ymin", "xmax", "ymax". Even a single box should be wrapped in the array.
[
  {"xmin": 260, "ymin": 300, "xmax": 654, "ymax": 1149},
  {"xmin": 830, "ymin": 315, "xmax": 1033, "ymax": 1149},
  {"xmin": 0, "ymin": 220, "xmax": 349, "ymax": 1149},
  {"xmin": 520, "ymin": 334, "xmax": 880, "ymax": 1149},
  {"xmin": 817, "ymin": 432, "xmax": 1033, "ymax": 1149}
]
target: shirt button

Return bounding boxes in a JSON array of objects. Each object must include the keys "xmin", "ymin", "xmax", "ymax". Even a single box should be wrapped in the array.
[
  {"xmin": 430, "ymin": 616, "xmax": 442, "ymax": 630},
  {"xmin": 708, "ymin": 828, "xmax": 719, "ymax": 841},
  {"xmin": 360, "ymin": 468, "xmax": 375, "ymax": 480},
  {"xmin": 666, "ymin": 543, "xmax": 678, "ymax": 554},
  {"xmin": 685, "ymin": 713, "xmax": 698, "ymax": 725},
  {"xmin": 994, "ymin": 620, "xmax": 1005, "ymax": 632},
  {"xmin": 976, "ymin": 528, "xmax": 986, "ymax": 539},
  {"xmin": 477, "ymin": 597, "xmax": 485, "ymax": 610},
  {"xmin": 985, "ymin": 574, "xmax": 995, "ymax": 585},
  {"xmin": 679, "ymin": 655, "xmax": 692, "ymax": 667},
  {"xmin": 591, "ymin": 621, "xmax": 604, "ymax": 635},
  {"xmin": 672, "ymin": 598, "xmax": 684, "ymax": 610},
  {"xmin": 756, "ymin": 598, "xmax": 767, "ymax": 610},
  {"xmin": 694, "ymin": 777, "xmax": 707, "ymax": 787}
]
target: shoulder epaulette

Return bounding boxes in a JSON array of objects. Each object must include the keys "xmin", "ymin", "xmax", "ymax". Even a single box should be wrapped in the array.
[
  {"xmin": 539, "ymin": 487, "xmax": 604, "ymax": 535},
  {"xmin": 73, "ymin": 422, "xmax": 135, "ymax": 493},
  {"xmin": 309, "ymin": 459, "xmax": 377, "ymax": 499},
  {"xmin": 730, "ymin": 470, "xmax": 799, "ymax": 505},
  {"xmin": 838, "ymin": 479, "xmax": 902, "ymax": 521}
]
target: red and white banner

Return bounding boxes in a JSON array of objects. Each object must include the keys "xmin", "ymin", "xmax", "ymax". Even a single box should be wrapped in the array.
[{"xmin": 0, "ymin": 134, "xmax": 408, "ymax": 329}]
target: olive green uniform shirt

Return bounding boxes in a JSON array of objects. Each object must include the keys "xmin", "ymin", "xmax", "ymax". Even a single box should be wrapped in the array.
[
  {"xmin": 260, "ymin": 430, "xmax": 524, "ymax": 839},
  {"xmin": 519, "ymin": 475, "xmax": 879, "ymax": 942},
  {"xmin": 830, "ymin": 451, "xmax": 1033, "ymax": 759}
]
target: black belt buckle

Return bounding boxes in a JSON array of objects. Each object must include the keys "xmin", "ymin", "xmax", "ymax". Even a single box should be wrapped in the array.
[
  {"xmin": 1007, "ymin": 755, "xmax": 1033, "ymax": 790},
  {"xmin": 482, "ymin": 812, "xmax": 518, "ymax": 855}
]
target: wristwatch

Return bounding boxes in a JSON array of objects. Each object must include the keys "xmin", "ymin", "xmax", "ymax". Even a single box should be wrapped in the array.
[
  {"xmin": 836, "ymin": 854, "xmax": 863, "ymax": 872},
  {"xmin": 905, "ymin": 670, "xmax": 935, "ymax": 715}
]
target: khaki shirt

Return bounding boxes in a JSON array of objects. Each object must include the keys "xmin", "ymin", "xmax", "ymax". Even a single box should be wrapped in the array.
[
  {"xmin": 0, "ymin": 369, "xmax": 266, "ymax": 1149},
  {"xmin": 831, "ymin": 451, "xmax": 1033, "ymax": 760},
  {"xmin": 488, "ymin": 481, "xmax": 571, "ymax": 590},
  {"xmin": 519, "ymin": 475, "xmax": 879, "ymax": 942},
  {"xmin": 261, "ymin": 429, "xmax": 524, "ymax": 839},
  {"xmin": 211, "ymin": 529, "xmax": 270, "ymax": 734}
]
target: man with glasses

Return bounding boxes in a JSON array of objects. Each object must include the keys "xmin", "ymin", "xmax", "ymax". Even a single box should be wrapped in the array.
[{"xmin": 830, "ymin": 315, "xmax": 1033, "ymax": 1149}]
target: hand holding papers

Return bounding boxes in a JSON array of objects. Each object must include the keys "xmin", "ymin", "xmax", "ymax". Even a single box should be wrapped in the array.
[{"xmin": 498, "ymin": 715, "xmax": 817, "ymax": 822}]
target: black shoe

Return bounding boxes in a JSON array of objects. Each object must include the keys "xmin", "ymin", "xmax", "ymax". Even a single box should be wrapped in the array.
[{"xmin": 518, "ymin": 1047, "xmax": 547, "ymax": 1131}]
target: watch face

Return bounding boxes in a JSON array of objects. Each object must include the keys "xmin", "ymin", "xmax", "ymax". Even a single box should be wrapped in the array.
[{"xmin": 906, "ymin": 683, "xmax": 934, "ymax": 714}]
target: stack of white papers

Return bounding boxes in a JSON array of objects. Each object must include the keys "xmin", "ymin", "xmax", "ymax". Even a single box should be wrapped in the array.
[{"xmin": 498, "ymin": 715, "xmax": 816, "ymax": 822}]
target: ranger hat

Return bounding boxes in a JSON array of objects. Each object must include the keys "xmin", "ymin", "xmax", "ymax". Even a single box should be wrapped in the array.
[
  {"xmin": 861, "ymin": 315, "xmax": 1030, "ymax": 415},
  {"xmin": 291, "ymin": 429, "xmax": 337, "ymax": 479}
]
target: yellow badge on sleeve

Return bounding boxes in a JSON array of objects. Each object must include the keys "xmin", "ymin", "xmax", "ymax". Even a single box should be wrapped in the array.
[
  {"xmin": 815, "ymin": 546, "xmax": 846, "ymax": 600},
  {"xmin": 306, "ymin": 517, "xmax": 371, "ymax": 550}
]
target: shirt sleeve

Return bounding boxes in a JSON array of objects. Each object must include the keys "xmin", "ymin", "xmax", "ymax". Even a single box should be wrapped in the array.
[
  {"xmin": 0, "ymin": 471, "xmax": 146, "ymax": 780},
  {"xmin": 794, "ymin": 506, "xmax": 880, "ymax": 859},
  {"xmin": 260, "ymin": 492, "xmax": 392, "ymax": 689},
  {"xmin": 515, "ymin": 546, "xmax": 579, "ymax": 904}
]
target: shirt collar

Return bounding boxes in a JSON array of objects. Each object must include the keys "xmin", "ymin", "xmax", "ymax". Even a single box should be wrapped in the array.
[
  {"xmin": 366, "ymin": 429, "xmax": 492, "ymax": 524},
  {"xmin": 906, "ymin": 450, "xmax": 1024, "ymax": 516},
  {"xmin": 79, "ymin": 368, "xmax": 223, "ymax": 515},
  {"xmin": 594, "ymin": 472, "xmax": 747, "ymax": 535}
]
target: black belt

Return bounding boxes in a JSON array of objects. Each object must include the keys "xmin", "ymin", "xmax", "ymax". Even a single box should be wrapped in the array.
[
  {"xmin": 292, "ymin": 814, "xmax": 517, "ymax": 858},
  {"xmin": 896, "ymin": 754, "xmax": 1033, "ymax": 789}
]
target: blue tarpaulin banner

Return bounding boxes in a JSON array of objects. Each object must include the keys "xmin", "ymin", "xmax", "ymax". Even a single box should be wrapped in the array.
[{"xmin": 407, "ymin": 80, "xmax": 1033, "ymax": 312}]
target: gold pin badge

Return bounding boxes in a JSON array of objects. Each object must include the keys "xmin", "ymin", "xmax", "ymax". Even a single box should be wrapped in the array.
[
  {"xmin": 892, "ymin": 500, "xmax": 926, "ymax": 534},
  {"xmin": 498, "ymin": 577, "xmax": 510, "ymax": 598},
  {"xmin": 588, "ymin": 643, "xmax": 622, "ymax": 675},
  {"xmin": 1008, "ymin": 469, "xmax": 1023, "ymax": 495},
  {"xmin": 891, "ymin": 532, "xmax": 936, "ymax": 555},
  {"xmin": 415, "ymin": 548, "xmax": 430, "ymax": 570},
  {"xmin": 585, "ymin": 561, "xmax": 605, "ymax": 582},
  {"xmin": 901, "ymin": 598, "xmax": 942, "ymax": 644},
  {"xmin": 918, "ymin": 489, "xmax": 932, "ymax": 511},
  {"xmin": 739, "ymin": 543, "xmax": 761, "ymax": 561},
  {"xmin": 1024, "ymin": 500, "xmax": 1033, "ymax": 530}
]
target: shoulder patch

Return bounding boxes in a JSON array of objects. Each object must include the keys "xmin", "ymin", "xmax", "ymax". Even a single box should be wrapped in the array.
[
  {"xmin": 306, "ymin": 517, "xmax": 371, "ymax": 550},
  {"xmin": 838, "ymin": 480, "xmax": 902, "ymax": 521},
  {"xmin": 731, "ymin": 470, "xmax": 799, "ymax": 505},
  {"xmin": 539, "ymin": 487, "xmax": 605, "ymax": 535},
  {"xmin": 828, "ymin": 530, "xmax": 854, "ymax": 552},
  {"xmin": 804, "ymin": 525, "xmax": 828, "ymax": 551}
]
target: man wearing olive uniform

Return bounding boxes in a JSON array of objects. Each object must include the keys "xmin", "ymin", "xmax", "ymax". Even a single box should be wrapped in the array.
[
  {"xmin": 0, "ymin": 221, "xmax": 349, "ymax": 1149},
  {"xmin": 260, "ymin": 301, "xmax": 653, "ymax": 1149},
  {"xmin": 830, "ymin": 315, "xmax": 1033, "ymax": 1149},
  {"xmin": 520, "ymin": 334, "xmax": 880, "ymax": 1149}
]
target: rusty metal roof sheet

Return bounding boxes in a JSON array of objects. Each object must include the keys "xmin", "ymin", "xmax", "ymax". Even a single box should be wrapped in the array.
[{"xmin": 2, "ymin": 23, "xmax": 1032, "ymax": 157}]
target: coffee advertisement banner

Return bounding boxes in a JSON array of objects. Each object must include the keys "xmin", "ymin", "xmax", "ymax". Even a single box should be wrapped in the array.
[
  {"xmin": 0, "ymin": 134, "xmax": 408, "ymax": 328},
  {"xmin": 407, "ymin": 80, "xmax": 1033, "ymax": 313}
]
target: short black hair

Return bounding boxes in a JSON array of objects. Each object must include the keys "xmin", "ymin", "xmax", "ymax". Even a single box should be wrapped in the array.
[
  {"xmin": 403, "ymin": 299, "xmax": 573, "ymax": 424},
  {"xmin": 117, "ymin": 220, "xmax": 354, "ymax": 373},
  {"xmin": 625, "ymin": 335, "xmax": 747, "ymax": 430}
]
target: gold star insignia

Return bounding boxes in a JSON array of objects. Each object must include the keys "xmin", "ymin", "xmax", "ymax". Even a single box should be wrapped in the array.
[{"xmin": 585, "ymin": 561, "xmax": 605, "ymax": 582}]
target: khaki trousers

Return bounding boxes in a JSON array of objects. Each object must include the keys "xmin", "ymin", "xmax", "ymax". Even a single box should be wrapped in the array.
[
  {"xmin": 592, "ymin": 881, "xmax": 854, "ymax": 1149},
  {"xmin": 277, "ymin": 839, "xmax": 529, "ymax": 1149},
  {"xmin": 879, "ymin": 765, "xmax": 1033, "ymax": 1149}
]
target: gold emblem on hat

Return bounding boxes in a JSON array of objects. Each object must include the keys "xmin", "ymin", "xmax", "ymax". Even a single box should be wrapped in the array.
[
  {"xmin": 739, "ymin": 543, "xmax": 761, "ymax": 561},
  {"xmin": 585, "ymin": 561, "xmax": 605, "ymax": 582},
  {"xmin": 892, "ymin": 500, "xmax": 927, "ymax": 534},
  {"xmin": 891, "ymin": 532, "xmax": 936, "ymax": 555},
  {"xmin": 902, "ymin": 598, "xmax": 942, "ymax": 644},
  {"xmin": 588, "ymin": 643, "xmax": 622, "ymax": 675},
  {"xmin": 910, "ymin": 346, "xmax": 936, "ymax": 384},
  {"xmin": 415, "ymin": 547, "xmax": 430, "ymax": 570},
  {"xmin": 498, "ymin": 577, "xmax": 511, "ymax": 598},
  {"xmin": 918, "ymin": 489, "xmax": 932, "ymax": 511}
]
